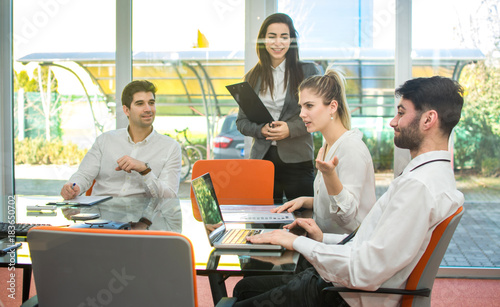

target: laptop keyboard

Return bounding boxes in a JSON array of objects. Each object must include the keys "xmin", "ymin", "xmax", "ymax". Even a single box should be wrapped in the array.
[
  {"xmin": 222, "ymin": 229, "xmax": 262, "ymax": 244},
  {"xmin": 0, "ymin": 222, "xmax": 51, "ymax": 236}
]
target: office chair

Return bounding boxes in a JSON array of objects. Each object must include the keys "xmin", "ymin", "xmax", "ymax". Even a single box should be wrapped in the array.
[
  {"xmin": 321, "ymin": 206, "xmax": 464, "ymax": 307},
  {"xmin": 190, "ymin": 159, "xmax": 275, "ymax": 221},
  {"xmin": 23, "ymin": 226, "xmax": 199, "ymax": 307},
  {"xmin": 85, "ymin": 179, "xmax": 96, "ymax": 196}
]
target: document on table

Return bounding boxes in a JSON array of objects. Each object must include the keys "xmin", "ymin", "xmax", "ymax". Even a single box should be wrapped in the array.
[{"xmin": 47, "ymin": 196, "xmax": 112, "ymax": 206}]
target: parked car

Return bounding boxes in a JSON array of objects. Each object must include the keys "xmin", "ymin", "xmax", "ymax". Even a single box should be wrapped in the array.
[{"xmin": 213, "ymin": 114, "xmax": 245, "ymax": 159}]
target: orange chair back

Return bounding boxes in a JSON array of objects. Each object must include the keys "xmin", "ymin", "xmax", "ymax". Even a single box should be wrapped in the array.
[
  {"xmin": 190, "ymin": 159, "xmax": 274, "ymax": 221},
  {"xmin": 85, "ymin": 179, "xmax": 96, "ymax": 196},
  {"xmin": 402, "ymin": 206, "xmax": 464, "ymax": 307}
]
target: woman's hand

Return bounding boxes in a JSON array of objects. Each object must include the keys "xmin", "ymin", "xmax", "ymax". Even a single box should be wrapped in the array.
[
  {"xmin": 265, "ymin": 121, "xmax": 290, "ymax": 141},
  {"xmin": 315, "ymin": 147, "xmax": 339, "ymax": 175},
  {"xmin": 272, "ymin": 197, "xmax": 312, "ymax": 213}
]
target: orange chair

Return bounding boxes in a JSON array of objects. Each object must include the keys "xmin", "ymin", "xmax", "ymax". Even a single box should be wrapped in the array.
[
  {"xmin": 190, "ymin": 159, "xmax": 275, "ymax": 221},
  {"xmin": 321, "ymin": 206, "xmax": 464, "ymax": 307},
  {"xmin": 85, "ymin": 179, "xmax": 96, "ymax": 196}
]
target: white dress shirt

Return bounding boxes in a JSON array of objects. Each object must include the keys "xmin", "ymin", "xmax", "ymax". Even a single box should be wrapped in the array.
[
  {"xmin": 294, "ymin": 151, "xmax": 464, "ymax": 307},
  {"xmin": 313, "ymin": 129, "xmax": 376, "ymax": 233},
  {"xmin": 68, "ymin": 128, "xmax": 182, "ymax": 198},
  {"xmin": 260, "ymin": 60, "xmax": 287, "ymax": 121},
  {"xmin": 259, "ymin": 60, "xmax": 287, "ymax": 146}
]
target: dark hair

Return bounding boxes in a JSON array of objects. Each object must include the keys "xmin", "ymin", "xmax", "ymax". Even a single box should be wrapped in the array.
[
  {"xmin": 299, "ymin": 68, "xmax": 351, "ymax": 129},
  {"xmin": 395, "ymin": 76, "xmax": 464, "ymax": 136},
  {"xmin": 245, "ymin": 13, "xmax": 303, "ymax": 99},
  {"xmin": 121, "ymin": 80, "xmax": 157, "ymax": 108}
]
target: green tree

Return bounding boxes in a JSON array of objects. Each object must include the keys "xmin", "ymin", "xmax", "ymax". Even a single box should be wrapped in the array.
[
  {"xmin": 14, "ymin": 66, "xmax": 62, "ymax": 141},
  {"xmin": 454, "ymin": 0, "xmax": 500, "ymax": 176},
  {"xmin": 456, "ymin": 60, "xmax": 500, "ymax": 175},
  {"xmin": 14, "ymin": 70, "xmax": 38, "ymax": 92}
]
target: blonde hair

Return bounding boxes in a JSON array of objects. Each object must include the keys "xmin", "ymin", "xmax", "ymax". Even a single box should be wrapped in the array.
[{"xmin": 298, "ymin": 68, "xmax": 351, "ymax": 130}]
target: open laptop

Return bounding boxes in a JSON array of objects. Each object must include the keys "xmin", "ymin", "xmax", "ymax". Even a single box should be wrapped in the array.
[{"xmin": 191, "ymin": 173, "xmax": 283, "ymax": 250}]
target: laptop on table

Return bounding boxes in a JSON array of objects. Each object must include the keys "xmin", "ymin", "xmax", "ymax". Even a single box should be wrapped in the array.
[{"xmin": 191, "ymin": 173, "xmax": 283, "ymax": 251}]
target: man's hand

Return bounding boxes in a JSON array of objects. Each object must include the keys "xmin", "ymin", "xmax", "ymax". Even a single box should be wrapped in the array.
[
  {"xmin": 284, "ymin": 218, "xmax": 324, "ymax": 242},
  {"xmin": 60, "ymin": 182, "xmax": 80, "ymax": 200},
  {"xmin": 265, "ymin": 121, "xmax": 290, "ymax": 141},
  {"xmin": 272, "ymin": 196, "xmax": 312, "ymax": 213},
  {"xmin": 315, "ymin": 147, "xmax": 339, "ymax": 175},
  {"xmin": 116, "ymin": 155, "xmax": 148, "ymax": 173},
  {"xmin": 246, "ymin": 229, "xmax": 297, "ymax": 250}
]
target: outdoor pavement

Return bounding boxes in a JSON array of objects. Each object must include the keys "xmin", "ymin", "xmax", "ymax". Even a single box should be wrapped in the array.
[{"xmin": 13, "ymin": 166, "xmax": 500, "ymax": 269}]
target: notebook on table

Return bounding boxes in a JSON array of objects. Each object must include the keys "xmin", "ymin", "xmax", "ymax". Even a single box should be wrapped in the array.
[
  {"xmin": 47, "ymin": 195, "xmax": 112, "ymax": 206},
  {"xmin": 191, "ymin": 173, "xmax": 283, "ymax": 250},
  {"xmin": 226, "ymin": 81, "xmax": 274, "ymax": 124}
]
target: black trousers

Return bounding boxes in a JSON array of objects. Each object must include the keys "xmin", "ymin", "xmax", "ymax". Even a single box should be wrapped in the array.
[
  {"xmin": 232, "ymin": 267, "xmax": 349, "ymax": 307},
  {"xmin": 263, "ymin": 146, "xmax": 315, "ymax": 204}
]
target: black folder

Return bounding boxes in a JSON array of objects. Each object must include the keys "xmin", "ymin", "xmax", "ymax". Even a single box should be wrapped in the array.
[{"xmin": 226, "ymin": 82, "xmax": 274, "ymax": 124}]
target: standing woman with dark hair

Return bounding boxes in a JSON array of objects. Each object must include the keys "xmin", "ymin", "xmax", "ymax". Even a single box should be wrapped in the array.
[{"xmin": 236, "ymin": 13, "xmax": 320, "ymax": 203}]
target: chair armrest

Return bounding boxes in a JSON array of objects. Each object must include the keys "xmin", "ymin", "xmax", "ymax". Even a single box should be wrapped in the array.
[
  {"xmin": 21, "ymin": 295, "xmax": 38, "ymax": 307},
  {"xmin": 215, "ymin": 297, "xmax": 238, "ymax": 307},
  {"xmin": 322, "ymin": 286, "xmax": 431, "ymax": 297}
]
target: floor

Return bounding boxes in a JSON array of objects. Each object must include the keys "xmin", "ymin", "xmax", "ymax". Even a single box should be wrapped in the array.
[{"xmin": 0, "ymin": 269, "xmax": 498, "ymax": 307}]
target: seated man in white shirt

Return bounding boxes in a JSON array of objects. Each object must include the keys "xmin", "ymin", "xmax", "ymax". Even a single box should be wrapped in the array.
[
  {"xmin": 232, "ymin": 76, "xmax": 465, "ymax": 307},
  {"xmin": 60, "ymin": 80, "xmax": 182, "ymax": 199}
]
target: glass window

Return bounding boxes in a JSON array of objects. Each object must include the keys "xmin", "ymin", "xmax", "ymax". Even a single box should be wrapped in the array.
[
  {"xmin": 13, "ymin": 0, "xmax": 116, "ymax": 196},
  {"xmin": 413, "ymin": 0, "xmax": 498, "ymax": 272},
  {"xmin": 8, "ymin": 0, "xmax": 498, "ymax": 275},
  {"xmin": 132, "ymin": 0, "xmax": 245, "ymax": 171},
  {"xmin": 279, "ymin": 0, "xmax": 397, "ymax": 172}
]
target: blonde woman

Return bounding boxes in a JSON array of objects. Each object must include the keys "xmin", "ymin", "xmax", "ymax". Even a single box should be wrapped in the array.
[{"xmin": 274, "ymin": 69, "xmax": 376, "ymax": 233}]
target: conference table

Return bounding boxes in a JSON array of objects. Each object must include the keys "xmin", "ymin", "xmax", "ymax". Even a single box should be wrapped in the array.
[{"xmin": 1, "ymin": 196, "xmax": 306, "ymax": 305}]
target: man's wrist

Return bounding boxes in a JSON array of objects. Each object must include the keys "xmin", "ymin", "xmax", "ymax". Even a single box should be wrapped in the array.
[
  {"xmin": 140, "ymin": 162, "xmax": 152, "ymax": 175},
  {"xmin": 138, "ymin": 217, "xmax": 152, "ymax": 229}
]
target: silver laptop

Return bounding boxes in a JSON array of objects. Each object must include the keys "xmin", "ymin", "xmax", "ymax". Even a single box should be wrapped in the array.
[
  {"xmin": 191, "ymin": 173, "xmax": 283, "ymax": 250},
  {"xmin": 220, "ymin": 204, "xmax": 294, "ymax": 224}
]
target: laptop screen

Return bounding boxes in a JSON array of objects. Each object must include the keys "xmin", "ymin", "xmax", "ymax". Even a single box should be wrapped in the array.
[{"xmin": 191, "ymin": 173, "xmax": 226, "ymax": 242}]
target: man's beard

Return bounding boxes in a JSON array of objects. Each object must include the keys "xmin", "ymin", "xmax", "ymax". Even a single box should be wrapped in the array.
[{"xmin": 394, "ymin": 115, "xmax": 423, "ymax": 151}]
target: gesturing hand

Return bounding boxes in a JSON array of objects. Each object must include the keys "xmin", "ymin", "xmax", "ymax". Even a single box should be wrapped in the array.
[{"xmin": 315, "ymin": 147, "xmax": 339, "ymax": 175}]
